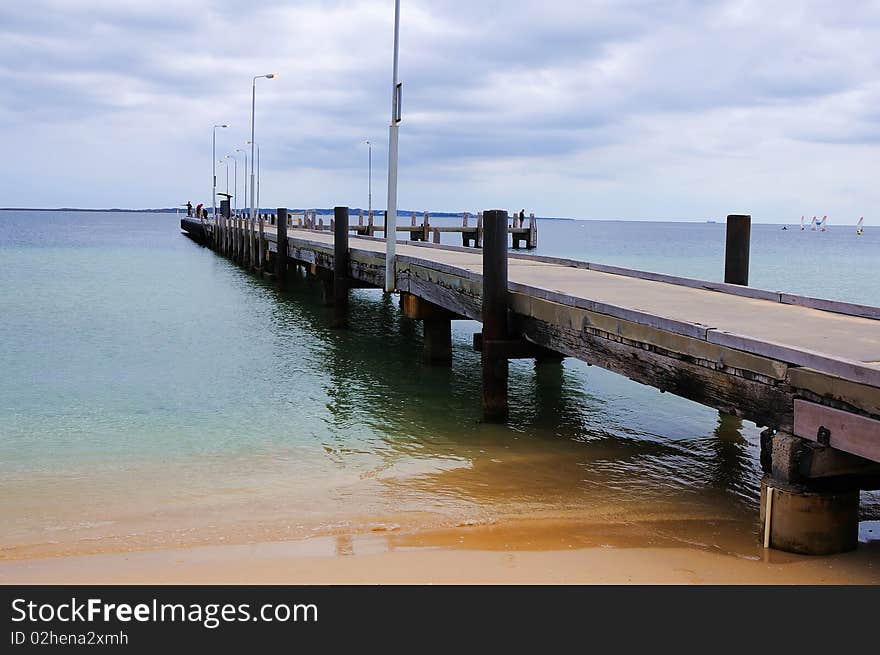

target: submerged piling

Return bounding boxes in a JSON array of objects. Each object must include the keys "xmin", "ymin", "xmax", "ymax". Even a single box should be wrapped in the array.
[
  {"xmin": 276, "ymin": 208, "xmax": 288, "ymax": 289},
  {"xmin": 333, "ymin": 206, "xmax": 350, "ymax": 328},
  {"xmin": 481, "ymin": 209, "xmax": 510, "ymax": 422}
]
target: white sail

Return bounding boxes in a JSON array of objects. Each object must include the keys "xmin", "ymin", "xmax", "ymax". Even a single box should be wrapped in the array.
[
  {"xmin": 819, "ymin": 215, "xmax": 828, "ymax": 232},
  {"xmin": 857, "ymin": 216, "xmax": 864, "ymax": 235}
]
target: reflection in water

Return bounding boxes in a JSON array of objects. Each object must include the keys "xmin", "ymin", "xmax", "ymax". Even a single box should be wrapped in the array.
[{"xmin": 1, "ymin": 211, "xmax": 877, "ymax": 563}]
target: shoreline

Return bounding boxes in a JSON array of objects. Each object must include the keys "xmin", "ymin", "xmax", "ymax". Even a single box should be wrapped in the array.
[{"xmin": 3, "ymin": 518, "xmax": 879, "ymax": 585}]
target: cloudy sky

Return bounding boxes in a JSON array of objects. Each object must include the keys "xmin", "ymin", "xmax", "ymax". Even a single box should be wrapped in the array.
[{"xmin": 1, "ymin": 0, "xmax": 878, "ymax": 221}]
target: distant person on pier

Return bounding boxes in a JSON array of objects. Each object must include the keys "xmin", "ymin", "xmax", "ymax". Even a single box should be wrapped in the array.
[
  {"xmin": 196, "ymin": 202, "xmax": 203, "ymax": 219},
  {"xmin": 519, "ymin": 209, "xmax": 525, "ymax": 227},
  {"xmin": 186, "ymin": 201, "xmax": 193, "ymax": 217}
]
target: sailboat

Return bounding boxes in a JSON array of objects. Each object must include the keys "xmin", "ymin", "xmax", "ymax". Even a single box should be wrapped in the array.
[
  {"xmin": 810, "ymin": 215, "xmax": 818, "ymax": 231},
  {"xmin": 819, "ymin": 215, "xmax": 828, "ymax": 232},
  {"xmin": 800, "ymin": 215, "xmax": 806, "ymax": 230},
  {"xmin": 857, "ymin": 216, "xmax": 864, "ymax": 236}
]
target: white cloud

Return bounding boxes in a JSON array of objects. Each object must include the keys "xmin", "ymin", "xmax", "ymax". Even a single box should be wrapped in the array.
[{"xmin": 0, "ymin": 0, "xmax": 878, "ymax": 220}]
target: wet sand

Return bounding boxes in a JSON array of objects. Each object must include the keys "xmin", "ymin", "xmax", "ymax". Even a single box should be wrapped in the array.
[{"xmin": 3, "ymin": 518, "xmax": 879, "ymax": 585}]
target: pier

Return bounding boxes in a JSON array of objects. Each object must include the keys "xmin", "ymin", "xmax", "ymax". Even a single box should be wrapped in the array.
[{"xmin": 181, "ymin": 209, "xmax": 880, "ymax": 556}]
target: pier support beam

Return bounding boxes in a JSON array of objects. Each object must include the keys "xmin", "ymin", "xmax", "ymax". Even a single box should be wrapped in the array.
[
  {"xmin": 759, "ymin": 431, "xmax": 860, "ymax": 555},
  {"xmin": 400, "ymin": 293, "xmax": 456, "ymax": 365},
  {"xmin": 724, "ymin": 214, "xmax": 751, "ymax": 286},
  {"xmin": 276, "ymin": 208, "xmax": 288, "ymax": 290},
  {"xmin": 481, "ymin": 210, "xmax": 510, "ymax": 422},
  {"xmin": 333, "ymin": 206, "xmax": 350, "ymax": 328}
]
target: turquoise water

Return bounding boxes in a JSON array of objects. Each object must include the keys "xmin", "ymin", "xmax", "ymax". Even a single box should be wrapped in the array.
[{"xmin": 0, "ymin": 211, "xmax": 877, "ymax": 558}]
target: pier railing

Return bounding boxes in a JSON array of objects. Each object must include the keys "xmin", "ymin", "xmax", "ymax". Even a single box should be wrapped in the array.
[{"xmin": 228, "ymin": 209, "xmax": 537, "ymax": 249}]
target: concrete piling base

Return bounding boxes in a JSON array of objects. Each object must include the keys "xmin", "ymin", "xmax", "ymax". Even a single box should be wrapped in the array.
[{"xmin": 759, "ymin": 478, "xmax": 859, "ymax": 555}]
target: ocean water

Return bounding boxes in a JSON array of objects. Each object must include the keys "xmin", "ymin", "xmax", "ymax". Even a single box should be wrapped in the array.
[{"xmin": 0, "ymin": 210, "xmax": 877, "ymax": 559}]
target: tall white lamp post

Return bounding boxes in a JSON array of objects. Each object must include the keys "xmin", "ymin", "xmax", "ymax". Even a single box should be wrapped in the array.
[
  {"xmin": 385, "ymin": 0, "xmax": 402, "ymax": 292},
  {"xmin": 212, "ymin": 124, "xmax": 229, "ymax": 219},
  {"xmin": 250, "ymin": 74, "xmax": 277, "ymax": 219},
  {"xmin": 364, "ymin": 140, "xmax": 373, "ymax": 214}
]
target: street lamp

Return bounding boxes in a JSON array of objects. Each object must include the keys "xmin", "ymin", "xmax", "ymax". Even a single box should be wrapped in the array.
[
  {"xmin": 224, "ymin": 154, "xmax": 234, "ymax": 201},
  {"xmin": 234, "ymin": 148, "xmax": 246, "ymax": 214},
  {"xmin": 250, "ymin": 73, "xmax": 278, "ymax": 220},
  {"xmin": 212, "ymin": 123, "xmax": 229, "ymax": 219},
  {"xmin": 218, "ymin": 159, "xmax": 229, "ymax": 196},
  {"xmin": 385, "ymin": 0, "xmax": 402, "ymax": 292},
  {"xmin": 247, "ymin": 140, "xmax": 261, "ymax": 216},
  {"xmin": 364, "ymin": 140, "xmax": 373, "ymax": 214}
]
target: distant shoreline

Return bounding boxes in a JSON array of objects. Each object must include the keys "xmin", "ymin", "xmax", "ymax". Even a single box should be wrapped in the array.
[
  {"xmin": 0, "ymin": 207, "xmax": 573, "ymax": 220},
  {"xmin": 1, "ymin": 208, "xmax": 862, "ymax": 226}
]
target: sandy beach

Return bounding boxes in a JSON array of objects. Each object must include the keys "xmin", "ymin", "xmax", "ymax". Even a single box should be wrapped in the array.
[{"xmin": 3, "ymin": 518, "xmax": 879, "ymax": 585}]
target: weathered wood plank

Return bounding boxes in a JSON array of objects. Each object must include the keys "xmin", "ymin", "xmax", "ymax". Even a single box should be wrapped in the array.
[
  {"xmin": 514, "ymin": 313, "xmax": 795, "ymax": 430},
  {"xmin": 793, "ymin": 399, "xmax": 880, "ymax": 463}
]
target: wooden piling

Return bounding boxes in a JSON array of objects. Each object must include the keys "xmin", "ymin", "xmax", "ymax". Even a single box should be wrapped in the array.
[
  {"xmin": 276, "ymin": 208, "xmax": 288, "ymax": 289},
  {"xmin": 481, "ymin": 209, "xmax": 510, "ymax": 422},
  {"xmin": 423, "ymin": 211, "xmax": 430, "ymax": 242},
  {"xmin": 528, "ymin": 212, "xmax": 537, "ymax": 248},
  {"xmin": 476, "ymin": 212, "xmax": 484, "ymax": 248},
  {"xmin": 724, "ymin": 214, "xmax": 751, "ymax": 286},
  {"xmin": 258, "ymin": 216, "xmax": 265, "ymax": 272},
  {"xmin": 333, "ymin": 206, "xmax": 349, "ymax": 328},
  {"xmin": 248, "ymin": 218, "xmax": 254, "ymax": 268},
  {"xmin": 433, "ymin": 227, "xmax": 441, "ymax": 244}
]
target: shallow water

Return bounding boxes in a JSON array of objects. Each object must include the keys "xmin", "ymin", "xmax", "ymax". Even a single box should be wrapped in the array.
[{"xmin": 0, "ymin": 211, "xmax": 877, "ymax": 560}]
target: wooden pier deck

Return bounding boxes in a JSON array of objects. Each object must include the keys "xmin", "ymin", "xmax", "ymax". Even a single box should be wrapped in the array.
[{"xmin": 181, "ymin": 212, "xmax": 880, "ymax": 555}]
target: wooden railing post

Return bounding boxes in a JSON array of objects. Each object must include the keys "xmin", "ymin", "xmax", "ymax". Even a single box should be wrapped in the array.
[
  {"xmin": 481, "ymin": 209, "xmax": 509, "ymax": 422},
  {"xmin": 276, "ymin": 208, "xmax": 288, "ymax": 289},
  {"xmin": 333, "ymin": 206, "xmax": 350, "ymax": 328},
  {"xmin": 258, "ymin": 216, "xmax": 265, "ymax": 272},
  {"xmin": 724, "ymin": 214, "xmax": 751, "ymax": 286}
]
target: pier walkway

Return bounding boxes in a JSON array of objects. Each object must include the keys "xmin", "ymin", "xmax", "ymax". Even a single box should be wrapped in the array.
[{"xmin": 181, "ymin": 211, "xmax": 880, "ymax": 556}]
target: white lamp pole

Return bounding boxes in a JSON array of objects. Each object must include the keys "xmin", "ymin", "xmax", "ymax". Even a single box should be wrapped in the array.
[
  {"xmin": 385, "ymin": 0, "xmax": 402, "ymax": 292},
  {"xmin": 212, "ymin": 124, "xmax": 229, "ymax": 219},
  {"xmin": 365, "ymin": 140, "xmax": 372, "ymax": 214},
  {"xmin": 235, "ymin": 148, "xmax": 246, "ymax": 215},
  {"xmin": 250, "ymin": 74, "xmax": 277, "ymax": 220}
]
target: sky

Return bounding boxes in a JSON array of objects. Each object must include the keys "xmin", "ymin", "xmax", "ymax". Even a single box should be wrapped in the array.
[{"xmin": 0, "ymin": 0, "xmax": 878, "ymax": 221}]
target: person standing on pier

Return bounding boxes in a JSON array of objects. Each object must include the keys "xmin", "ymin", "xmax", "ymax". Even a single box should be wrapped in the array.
[
  {"xmin": 186, "ymin": 201, "xmax": 193, "ymax": 217},
  {"xmin": 519, "ymin": 209, "xmax": 525, "ymax": 227},
  {"xmin": 196, "ymin": 202, "xmax": 203, "ymax": 219}
]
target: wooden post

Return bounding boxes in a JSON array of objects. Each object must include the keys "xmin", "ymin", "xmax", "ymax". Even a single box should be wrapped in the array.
[
  {"xmin": 476, "ymin": 212, "xmax": 484, "ymax": 248},
  {"xmin": 528, "ymin": 212, "xmax": 537, "ymax": 248},
  {"xmin": 423, "ymin": 211, "xmax": 430, "ymax": 242},
  {"xmin": 433, "ymin": 227, "xmax": 440, "ymax": 244},
  {"xmin": 358, "ymin": 209, "xmax": 364, "ymax": 227},
  {"xmin": 240, "ymin": 217, "xmax": 246, "ymax": 263},
  {"xmin": 258, "ymin": 216, "xmax": 265, "ymax": 272},
  {"xmin": 462, "ymin": 212, "xmax": 470, "ymax": 247},
  {"xmin": 233, "ymin": 217, "xmax": 238, "ymax": 262},
  {"xmin": 333, "ymin": 206, "xmax": 350, "ymax": 328},
  {"xmin": 481, "ymin": 209, "xmax": 509, "ymax": 422},
  {"xmin": 276, "ymin": 208, "xmax": 288, "ymax": 289},
  {"xmin": 368, "ymin": 210, "xmax": 374, "ymax": 236},
  {"xmin": 724, "ymin": 214, "xmax": 751, "ymax": 286}
]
